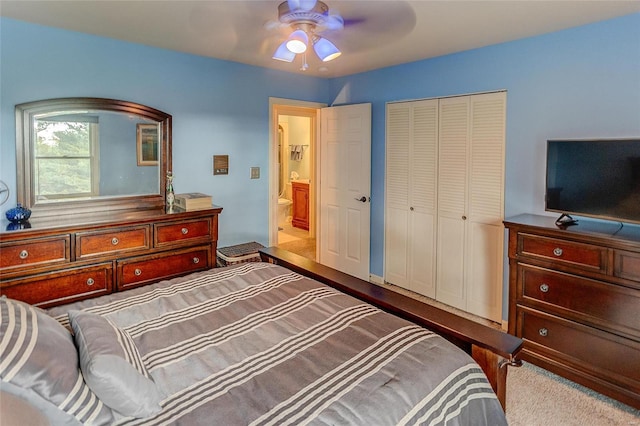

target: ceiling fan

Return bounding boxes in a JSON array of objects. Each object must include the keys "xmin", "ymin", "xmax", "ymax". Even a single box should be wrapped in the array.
[{"xmin": 270, "ymin": 0, "xmax": 345, "ymax": 69}]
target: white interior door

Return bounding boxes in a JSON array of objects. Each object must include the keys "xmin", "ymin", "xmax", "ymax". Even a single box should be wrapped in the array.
[{"xmin": 319, "ymin": 103, "xmax": 371, "ymax": 280}]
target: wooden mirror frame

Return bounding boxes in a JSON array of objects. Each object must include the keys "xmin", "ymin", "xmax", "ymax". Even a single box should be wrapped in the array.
[{"xmin": 16, "ymin": 97, "xmax": 172, "ymax": 217}]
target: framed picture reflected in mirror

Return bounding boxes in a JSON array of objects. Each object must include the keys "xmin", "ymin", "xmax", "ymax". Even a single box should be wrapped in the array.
[{"xmin": 137, "ymin": 123, "xmax": 159, "ymax": 166}]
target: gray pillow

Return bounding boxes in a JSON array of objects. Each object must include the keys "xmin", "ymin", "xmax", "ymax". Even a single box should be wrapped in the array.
[
  {"xmin": 68, "ymin": 310, "xmax": 163, "ymax": 418},
  {"xmin": 0, "ymin": 297, "xmax": 113, "ymax": 425}
]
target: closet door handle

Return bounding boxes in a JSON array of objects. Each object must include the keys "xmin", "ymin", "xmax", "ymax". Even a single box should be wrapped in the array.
[{"xmin": 354, "ymin": 196, "xmax": 368, "ymax": 203}]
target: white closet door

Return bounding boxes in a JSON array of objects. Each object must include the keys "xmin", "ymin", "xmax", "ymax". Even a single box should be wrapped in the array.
[
  {"xmin": 385, "ymin": 92, "xmax": 505, "ymax": 322},
  {"xmin": 408, "ymin": 100, "xmax": 438, "ymax": 297},
  {"xmin": 384, "ymin": 99, "xmax": 438, "ymax": 297},
  {"xmin": 435, "ymin": 97, "xmax": 470, "ymax": 310},
  {"xmin": 384, "ymin": 103, "xmax": 411, "ymax": 286},
  {"xmin": 465, "ymin": 92, "xmax": 506, "ymax": 321}
]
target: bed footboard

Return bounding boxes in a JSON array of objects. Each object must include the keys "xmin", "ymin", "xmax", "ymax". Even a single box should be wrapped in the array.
[{"xmin": 259, "ymin": 247, "xmax": 522, "ymax": 411}]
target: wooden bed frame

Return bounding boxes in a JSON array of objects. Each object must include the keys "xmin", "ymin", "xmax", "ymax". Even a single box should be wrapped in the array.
[{"xmin": 259, "ymin": 247, "xmax": 523, "ymax": 410}]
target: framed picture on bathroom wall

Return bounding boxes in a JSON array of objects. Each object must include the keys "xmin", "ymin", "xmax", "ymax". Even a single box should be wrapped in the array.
[{"xmin": 136, "ymin": 123, "xmax": 159, "ymax": 166}]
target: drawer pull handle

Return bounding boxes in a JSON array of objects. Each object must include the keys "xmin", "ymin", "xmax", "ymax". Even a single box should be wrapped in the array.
[
  {"xmin": 553, "ymin": 247, "xmax": 563, "ymax": 257},
  {"xmin": 134, "ymin": 268, "xmax": 142, "ymax": 276},
  {"xmin": 540, "ymin": 283, "xmax": 549, "ymax": 293},
  {"xmin": 19, "ymin": 250, "xmax": 29, "ymax": 259},
  {"xmin": 193, "ymin": 257, "xmax": 200, "ymax": 264},
  {"xmin": 86, "ymin": 278, "xmax": 95, "ymax": 286},
  {"xmin": 111, "ymin": 237, "xmax": 119, "ymax": 245},
  {"xmin": 181, "ymin": 228, "xmax": 189, "ymax": 235},
  {"xmin": 539, "ymin": 328, "xmax": 548, "ymax": 337}
]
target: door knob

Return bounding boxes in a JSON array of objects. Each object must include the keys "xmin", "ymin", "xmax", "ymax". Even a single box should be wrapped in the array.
[{"xmin": 354, "ymin": 196, "xmax": 368, "ymax": 203}]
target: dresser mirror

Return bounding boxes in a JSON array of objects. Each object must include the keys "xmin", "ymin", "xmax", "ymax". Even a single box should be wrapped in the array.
[{"xmin": 16, "ymin": 98, "xmax": 172, "ymax": 218}]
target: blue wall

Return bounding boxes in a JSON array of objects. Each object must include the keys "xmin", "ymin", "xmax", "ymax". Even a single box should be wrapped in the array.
[
  {"xmin": 0, "ymin": 17, "xmax": 330, "ymax": 246},
  {"xmin": 327, "ymin": 13, "xmax": 640, "ymax": 282},
  {"xmin": 2, "ymin": 14, "xmax": 639, "ymax": 319}
]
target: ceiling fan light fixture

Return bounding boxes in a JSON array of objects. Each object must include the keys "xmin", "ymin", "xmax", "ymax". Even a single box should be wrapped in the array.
[
  {"xmin": 313, "ymin": 36, "xmax": 341, "ymax": 62},
  {"xmin": 286, "ymin": 29, "xmax": 308, "ymax": 54},
  {"xmin": 273, "ymin": 41, "xmax": 296, "ymax": 62}
]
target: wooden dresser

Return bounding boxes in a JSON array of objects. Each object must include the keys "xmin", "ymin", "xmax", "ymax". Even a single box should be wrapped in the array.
[
  {"xmin": 0, "ymin": 206, "xmax": 222, "ymax": 308},
  {"xmin": 504, "ymin": 214, "xmax": 640, "ymax": 409}
]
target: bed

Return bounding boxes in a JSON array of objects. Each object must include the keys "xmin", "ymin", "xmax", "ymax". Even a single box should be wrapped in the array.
[{"xmin": 0, "ymin": 247, "xmax": 521, "ymax": 425}]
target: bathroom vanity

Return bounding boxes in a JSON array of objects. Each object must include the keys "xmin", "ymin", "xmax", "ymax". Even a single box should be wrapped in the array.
[{"xmin": 291, "ymin": 181, "xmax": 309, "ymax": 230}]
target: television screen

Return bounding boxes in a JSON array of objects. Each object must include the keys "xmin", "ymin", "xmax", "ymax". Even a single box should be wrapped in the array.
[{"xmin": 545, "ymin": 139, "xmax": 640, "ymax": 224}]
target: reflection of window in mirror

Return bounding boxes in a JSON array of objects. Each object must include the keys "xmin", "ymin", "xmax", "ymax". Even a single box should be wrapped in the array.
[{"xmin": 34, "ymin": 115, "xmax": 99, "ymax": 200}]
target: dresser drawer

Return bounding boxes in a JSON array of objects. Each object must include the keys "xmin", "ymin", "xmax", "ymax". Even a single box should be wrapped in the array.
[
  {"xmin": 154, "ymin": 218, "xmax": 211, "ymax": 247},
  {"xmin": 518, "ymin": 308, "xmax": 640, "ymax": 386},
  {"xmin": 117, "ymin": 246, "xmax": 210, "ymax": 290},
  {"xmin": 0, "ymin": 263, "xmax": 113, "ymax": 308},
  {"xmin": 518, "ymin": 264, "xmax": 640, "ymax": 338},
  {"xmin": 0, "ymin": 236, "xmax": 70, "ymax": 271},
  {"xmin": 518, "ymin": 233, "xmax": 607, "ymax": 273},
  {"xmin": 77, "ymin": 226, "xmax": 150, "ymax": 259},
  {"xmin": 614, "ymin": 250, "xmax": 640, "ymax": 283}
]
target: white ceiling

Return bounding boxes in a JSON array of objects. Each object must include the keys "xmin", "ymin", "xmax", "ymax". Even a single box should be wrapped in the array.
[{"xmin": 2, "ymin": 0, "xmax": 639, "ymax": 78}]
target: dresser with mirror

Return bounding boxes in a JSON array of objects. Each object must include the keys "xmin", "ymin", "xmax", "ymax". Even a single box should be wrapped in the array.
[{"xmin": 1, "ymin": 97, "xmax": 222, "ymax": 308}]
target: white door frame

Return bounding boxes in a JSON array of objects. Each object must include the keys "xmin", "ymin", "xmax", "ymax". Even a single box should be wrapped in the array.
[{"xmin": 268, "ymin": 98, "xmax": 326, "ymax": 249}]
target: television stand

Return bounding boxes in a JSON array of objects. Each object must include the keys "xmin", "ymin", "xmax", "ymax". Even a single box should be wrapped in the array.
[{"xmin": 504, "ymin": 214, "xmax": 640, "ymax": 409}]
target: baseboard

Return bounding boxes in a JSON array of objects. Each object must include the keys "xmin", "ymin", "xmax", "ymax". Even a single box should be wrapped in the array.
[
  {"xmin": 369, "ymin": 273, "xmax": 384, "ymax": 285},
  {"xmin": 501, "ymin": 320, "xmax": 508, "ymax": 332}
]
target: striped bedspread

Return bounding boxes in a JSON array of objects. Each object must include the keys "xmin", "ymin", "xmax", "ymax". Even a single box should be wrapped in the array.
[{"xmin": 48, "ymin": 262, "xmax": 507, "ymax": 425}]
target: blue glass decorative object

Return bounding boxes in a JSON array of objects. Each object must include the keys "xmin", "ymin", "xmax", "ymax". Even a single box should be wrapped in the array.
[
  {"xmin": 5, "ymin": 203, "xmax": 31, "ymax": 223},
  {"xmin": 6, "ymin": 221, "xmax": 32, "ymax": 231}
]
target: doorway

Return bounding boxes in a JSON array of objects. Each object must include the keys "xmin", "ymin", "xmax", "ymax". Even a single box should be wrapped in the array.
[{"xmin": 269, "ymin": 99, "xmax": 324, "ymax": 261}]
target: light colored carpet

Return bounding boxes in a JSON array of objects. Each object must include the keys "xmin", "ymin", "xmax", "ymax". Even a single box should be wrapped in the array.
[{"xmin": 507, "ymin": 362, "xmax": 640, "ymax": 425}]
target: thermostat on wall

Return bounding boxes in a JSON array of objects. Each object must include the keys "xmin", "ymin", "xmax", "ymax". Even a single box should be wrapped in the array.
[{"xmin": 213, "ymin": 155, "xmax": 228, "ymax": 175}]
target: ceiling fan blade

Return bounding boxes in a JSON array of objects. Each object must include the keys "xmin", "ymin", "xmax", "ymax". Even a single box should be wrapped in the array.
[
  {"xmin": 287, "ymin": 0, "xmax": 318, "ymax": 12},
  {"xmin": 264, "ymin": 19, "xmax": 287, "ymax": 31},
  {"xmin": 323, "ymin": 11, "xmax": 344, "ymax": 31}
]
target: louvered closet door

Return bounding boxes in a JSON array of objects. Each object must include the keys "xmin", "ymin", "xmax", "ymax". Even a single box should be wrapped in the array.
[
  {"xmin": 436, "ymin": 97, "xmax": 470, "ymax": 310},
  {"xmin": 408, "ymin": 100, "xmax": 438, "ymax": 297},
  {"xmin": 384, "ymin": 100, "xmax": 438, "ymax": 297},
  {"xmin": 435, "ymin": 92, "xmax": 506, "ymax": 321},
  {"xmin": 465, "ymin": 92, "xmax": 506, "ymax": 321},
  {"xmin": 385, "ymin": 103, "xmax": 411, "ymax": 287}
]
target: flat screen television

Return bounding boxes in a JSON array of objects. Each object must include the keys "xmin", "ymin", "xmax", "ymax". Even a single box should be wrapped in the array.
[{"xmin": 545, "ymin": 139, "xmax": 640, "ymax": 225}]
